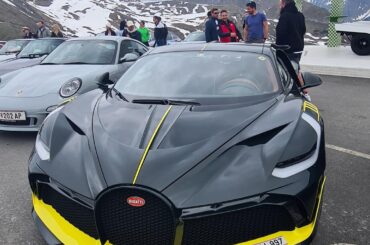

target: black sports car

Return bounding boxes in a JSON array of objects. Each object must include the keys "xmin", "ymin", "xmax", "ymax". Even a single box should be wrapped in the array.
[{"xmin": 29, "ymin": 43, "xmax": 326, "ymax": 245}]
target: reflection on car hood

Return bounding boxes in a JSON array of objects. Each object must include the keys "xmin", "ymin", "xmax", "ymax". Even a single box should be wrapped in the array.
[
  {"xmin": 0, "ymin": 57, "xmax": 43, "ymax": 76},
  {"xmin": 0, "ymin": 64, "xmax": 112, "ymax": 97}
]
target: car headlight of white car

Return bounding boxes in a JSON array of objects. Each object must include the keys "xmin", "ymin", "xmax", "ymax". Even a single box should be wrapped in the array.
[{"xmin": 59, "ymin": 78, "xmax": 82, "ymax": 98}]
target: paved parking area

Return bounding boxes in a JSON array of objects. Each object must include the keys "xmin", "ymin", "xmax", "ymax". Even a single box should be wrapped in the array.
[{"xmin": 0, "ymin": 75, "xmax": 369, "ymax": 244}]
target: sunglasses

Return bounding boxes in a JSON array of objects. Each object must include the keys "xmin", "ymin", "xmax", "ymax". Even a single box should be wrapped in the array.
[{"xmin": 213, "ymin": 12, "xmax": 219, "ymax": 14}]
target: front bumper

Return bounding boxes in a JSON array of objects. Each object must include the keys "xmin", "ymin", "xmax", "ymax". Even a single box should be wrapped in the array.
[{"xmin": 31, "ymin": 177, "xmax": 326, "ymax": 245}]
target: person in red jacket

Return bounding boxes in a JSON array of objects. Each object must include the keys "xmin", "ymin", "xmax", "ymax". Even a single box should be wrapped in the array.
[{"xmin": 219, "ymin": 10, "xmax": 242, "ymax": 43}]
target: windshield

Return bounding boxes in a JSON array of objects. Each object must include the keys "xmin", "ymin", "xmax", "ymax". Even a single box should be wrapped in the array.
[
  {"xmin": 42, "ymin": 40, "xmax": 117, "ymax": 65},
  {"xmin": 115, "ymin": 51, "xmax": 280, "ymax": 104},
  {"xmin": 0, "ymin": 40, "xmax": 30, "ymax": 55},
  {"xmin": 185, "ymin": 32, "xmax": 206, "ymax": 42},
  {"xmin": 18, "ymin": 39, "xmax": 64, "ymax": 58}
]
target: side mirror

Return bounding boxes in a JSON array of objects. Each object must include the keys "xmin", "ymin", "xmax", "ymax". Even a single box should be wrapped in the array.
[
  {"xmin": 119, "ymin": 53, "xmax": 139, "ymax": 64},
  {"xmin": 97, "ymin": 72, "xmax": 114, "ymax": 91},
  {"xmin": 301, "ymin": 72, "xmax": 323, "ymax": 90}
]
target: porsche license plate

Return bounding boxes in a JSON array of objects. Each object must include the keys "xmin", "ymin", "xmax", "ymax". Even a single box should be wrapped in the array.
[
  {"xmin": 0, "ymin": 111, "xmax": 26, "ymax": 121},
  {"xmin": 255, "ymin": 237, "xmax": 287, "ymax": 245}
]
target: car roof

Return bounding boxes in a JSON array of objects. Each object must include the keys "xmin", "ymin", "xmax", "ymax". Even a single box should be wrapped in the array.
[
  {"xmin": 148, "ymin": 43, "xmax": 275, "ymax": 56},
  {"xmin": 65, "ymin": 36, "xmax": 131, "ymax": 42}
]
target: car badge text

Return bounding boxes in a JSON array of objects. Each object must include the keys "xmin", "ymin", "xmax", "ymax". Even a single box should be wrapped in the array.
[{"xmin": 127, "ymin": 196, "xmax": 145, "ymax": 207}]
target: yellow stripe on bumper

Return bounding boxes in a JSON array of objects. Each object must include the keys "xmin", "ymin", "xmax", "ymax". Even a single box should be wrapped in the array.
[
  {"xmin": 32, "ymin": 194, "xmax": 101, "ymax": 245},
  {"xmin": 238, "ymin": 177, "xmax": 326, "ymax": 245}
]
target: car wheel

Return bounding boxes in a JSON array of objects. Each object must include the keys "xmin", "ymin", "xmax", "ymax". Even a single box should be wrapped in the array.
[{"xmin": 351, "ymin": 34, "xmax": 370, "ymax": 56}]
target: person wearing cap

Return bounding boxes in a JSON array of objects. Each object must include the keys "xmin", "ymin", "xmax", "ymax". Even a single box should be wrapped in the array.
[
  {"xmin": 153, "ymin": 16, "xmax": 168, "ymax": 47},
  {"xmin": 22, "ymin": 27, "xmax": 34, "ymax": 39},
  {"xmin": 126, "ymin": 21, "xmax": 142, "ymax": 42},
  {"xmin": 137, "ymin": 21, "xmax": 150, "ymax": 46},
  {"xmin": 36, "ymin": 20, "xmax": 51, "ymax": 38},
  {"xmin": 244, "ymin": 1, "xmax": 269, "ymax": 43},
  {"xmin": 105, "ymin": 23, "xmax": 116, "ymax": 36}
]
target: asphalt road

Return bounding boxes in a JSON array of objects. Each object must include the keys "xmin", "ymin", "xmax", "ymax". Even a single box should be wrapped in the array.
[{"xmin": 0, "ymin": 75, "xmax": 369, "ymax": 245}]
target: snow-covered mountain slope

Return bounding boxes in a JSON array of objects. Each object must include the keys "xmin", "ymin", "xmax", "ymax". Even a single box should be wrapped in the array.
[
  {"xmin": 305, "ymin": 0, "xmax": 369, "ymax": 20},
  {"xmin": 27, "ymin": 0, "xmax": 209, "ymax": 37}
]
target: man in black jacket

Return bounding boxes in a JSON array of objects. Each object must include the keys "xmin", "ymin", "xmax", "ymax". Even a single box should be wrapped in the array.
[
  {"xmin": 276, "ymin": 0, "xmax": 308, "ymax": 97},
  {"xmin": 276, "ymin": 0, "xmax": 306, "ymax": 62},
  {"xmin": 205, "ymin": 8, "xmax": 220, "ymax": 43}
]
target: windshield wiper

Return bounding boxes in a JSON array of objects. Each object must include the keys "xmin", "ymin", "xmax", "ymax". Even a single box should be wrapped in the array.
[
  {"xmin": 110, "ymin": 88, "xmax": 128, "ymax": 102},
  {"xmin": 132, "ymin": 99, "xmax": 201, "ymax": 106},
  {"xmin": 28, "ymin": 53, "xmax": 49, "ymax": 58},
  {"xmin": 62, "ymin": 62, "xmax": 91, "ymax": 65},
  {"xmin": 40, "ymin": 62, "xmax": 60, "ymax": 65}
]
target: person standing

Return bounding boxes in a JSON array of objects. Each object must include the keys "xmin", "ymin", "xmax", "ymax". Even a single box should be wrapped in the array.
[
  {"xmin": 276, "ymin": 0, "xmax": 306, "ymax": 63},
  {"xmin": 126, "ymin": 21, "xmax": 142, "ymax": 42},
  {"xmin": 276, "ymin": 0, "xmax": 308, "ymax": 95},
  {"xmin": 219, "ymin": 10, "xmax": 242, "ymax": 43},
  {"xmin": 205, "ymin": 8, "xmax": 220, "ymax": 43},
  {"xmin": 105, "ymin": 23, "xmax": 116, "ymax": 36},
  {"xmin": 118, "ymin": 20, "xmax": 129, "ymax": 37},
  {"xmin": 153, "ymin": 16, "xmax": 168, "ymax": 47},
  {"xmin": 36, "ymin": 20, "xmax": 51, "ymax": 38},
  {"xmin": 22, "ymin": 27, "xmax": 34, "ymax": 39},
  {"xmin": 137, "ymin": 21, "xmax": 150, "ymax": 46},
  {"xmin": 244, "ymin": 2, "xmax": 269, "ymax": 43},
  {"xmin": 51, "ymin": 24, "xmax": 64, "ymax": 38}
]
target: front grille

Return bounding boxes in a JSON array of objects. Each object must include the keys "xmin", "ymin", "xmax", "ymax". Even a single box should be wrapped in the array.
[
  {"xmin": 95, "ymin": 187, "xmax": 176, "ymax": 245},
  {"xmin": 182, "ymin": 205, "xmax": 295, "ymax": 245},
  {"xmin": 38, "ymin": 184, "xmax": 99, "ymax": 239},
  {"xmin": 0, "ymin": 118, "xmax": 31, "ymax": 126}
]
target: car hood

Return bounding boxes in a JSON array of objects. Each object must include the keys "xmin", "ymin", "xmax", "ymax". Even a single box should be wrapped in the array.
[
  {"xmin": 0, "ymin": 54, "xmax": 16, "ymax": 63},
  {"xmin": 0, "ymin": 57, "xmax": 43, "ymax": 76},
  {"xmin": 40, "ymin": 93, "xmax": 307, "ymax": 207},
  {"xmin": 0, "ymin": 64, "xmax": 111, "ymax": 97}
]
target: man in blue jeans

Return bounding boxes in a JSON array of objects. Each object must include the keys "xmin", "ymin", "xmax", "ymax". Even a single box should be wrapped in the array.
[{"xmin": 244, "ymin": 2, "xmax": 269, "ymax": 43}]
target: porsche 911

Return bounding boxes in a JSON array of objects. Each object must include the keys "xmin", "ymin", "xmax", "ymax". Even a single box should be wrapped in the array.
[{"xmin": 29, "ymin": 43, "xmax": 326, "ymax": 245}]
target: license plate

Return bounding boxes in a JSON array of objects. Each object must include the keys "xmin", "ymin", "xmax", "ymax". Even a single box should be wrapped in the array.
[
  {"xmin": 255, "ymin": 236, "xmax": 287, "ymax": 245},
  {"xmin": 0, "ymin": 111, "xmax": 26, "ymax": 121}
]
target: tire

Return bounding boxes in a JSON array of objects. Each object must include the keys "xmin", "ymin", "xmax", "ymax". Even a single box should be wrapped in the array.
[{"xmin": 351, "ymin": 34, "xmax": 370, "ymax": 56}]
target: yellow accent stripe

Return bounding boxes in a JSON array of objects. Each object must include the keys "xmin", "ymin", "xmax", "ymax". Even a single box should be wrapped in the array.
[
  {"xmin": 32, "ymin": 194, "xmax": 101, "ymax": 245},
  {"xmin": 237, "ymin": 177, "xmax": 326, "ymax": 245},
  {"xmin": 132, "ymin": 105, "xmax": 173, "ymax": 184},
  {"xmin": 303, "ymin": 101, "xmax": 320, "ymax": 121}
]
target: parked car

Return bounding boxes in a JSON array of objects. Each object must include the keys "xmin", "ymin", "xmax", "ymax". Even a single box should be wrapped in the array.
[
  {"xmin": 29, "ymin": 43, "xmax": 326, "ymax": 245},
  {"xmin": 0, "ymin": 36, "xmax": 148, "ymax": 131},
  {"xmin": 183, "ymin": 31, "xmax": 206, "ymax": 43},
  {"xmin": 149, "ymin": 30, "xmax": 181, "ymax": 46},
  {"xmin": 0, "ymin": 38, "xmax": 65, "ymax": 76},
  {"xmin": 336, "ymin": 18, "xmax": 370, "ymax": 55},
  {"xmin": 0, "ymin": 39, "xmax": 32, "ymax": 63}
]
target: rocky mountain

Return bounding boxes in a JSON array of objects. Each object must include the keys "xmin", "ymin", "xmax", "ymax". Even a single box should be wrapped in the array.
[{"xmin": 0, "ymin": 0, "xmax": 332, "ymax": 45}]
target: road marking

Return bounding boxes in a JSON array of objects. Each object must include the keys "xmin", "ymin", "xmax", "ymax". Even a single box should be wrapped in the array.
[{"xmin": 326, "ymin": 144, "xmax": 370, "ymax": 161}]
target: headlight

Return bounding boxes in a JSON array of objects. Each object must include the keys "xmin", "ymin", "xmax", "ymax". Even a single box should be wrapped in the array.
[
  {"xmin": 35, "ymin": 106, "xmax": 63, "ymax": 161},
  {"xmin": 59, "ymin": 78, "xmax": 82, "ymax": 98}
]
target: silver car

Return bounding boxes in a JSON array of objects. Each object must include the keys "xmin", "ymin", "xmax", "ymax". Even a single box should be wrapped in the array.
[
  {"xmin": 0, "ymin": 36, "xmax": 148, "ymax": 131},
  {"xmin": 0, "ymin": 39, "xmax": 32, "ymax": 63},
  {"xmin": 0, "ymin": 38, "xmax": 65, "ymax": 76}
]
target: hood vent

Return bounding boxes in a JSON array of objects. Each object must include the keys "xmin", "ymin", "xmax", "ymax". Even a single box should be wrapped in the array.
[
  {"xmin": 237, "ymin": 124, "xmax": 288, "ymax": 147},
  {"xmin": 65, "ymin": 116, "xmax": 85, "ymax": 136}
]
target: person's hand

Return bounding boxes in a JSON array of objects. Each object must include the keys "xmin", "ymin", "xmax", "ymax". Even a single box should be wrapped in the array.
[{"xmin": 230, "ymin": 32, "xmax": 237, "ymax": 38}]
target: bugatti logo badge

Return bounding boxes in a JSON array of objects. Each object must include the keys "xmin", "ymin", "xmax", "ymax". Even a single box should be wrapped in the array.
[{"xmin": 127, "ymin": 196, "xmax": 145, "ymax": 207}]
